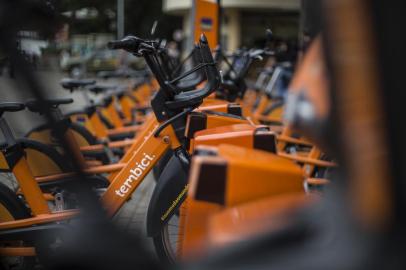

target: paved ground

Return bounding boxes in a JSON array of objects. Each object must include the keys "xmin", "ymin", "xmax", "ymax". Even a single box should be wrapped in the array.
[
  {"xmin": 0, "ymin": 69, "xmax": 157, "ymax": 257},
  {"xmin": 114, "ymin": 172, "xmax": 157, "ymax": 256}
]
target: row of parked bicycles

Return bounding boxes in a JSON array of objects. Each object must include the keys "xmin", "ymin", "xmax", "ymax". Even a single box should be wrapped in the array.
[
  {"xmin": 0, "ymin": 31, "xmax": 333, "ymax": 268},
  {"xmin": 0, "ymin": 18, "xmax": 335, "ymax": 270},
  {"xmin": 2, "ymin": 0, "xmax": 404, "ymax": 268}
]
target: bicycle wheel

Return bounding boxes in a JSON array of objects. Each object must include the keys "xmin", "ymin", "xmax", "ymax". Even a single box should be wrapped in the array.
[
  {"xmin": 152, "ymin": 200, "xmax": 187, "ymax": 264},
  {"xmin": 0, "ymin": 182, "xmax": 34, "ymax": 270}
]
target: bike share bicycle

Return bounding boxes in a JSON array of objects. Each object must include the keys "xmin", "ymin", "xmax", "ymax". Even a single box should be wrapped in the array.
[{"xmin": 0, "ymin": 32, "xmax": 221, "ymax": 267}]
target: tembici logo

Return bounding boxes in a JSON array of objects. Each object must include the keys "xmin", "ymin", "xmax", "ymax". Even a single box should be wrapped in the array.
[{"xmin": 115, "ymin": 153, "xmax": 155, "ymax": 197}]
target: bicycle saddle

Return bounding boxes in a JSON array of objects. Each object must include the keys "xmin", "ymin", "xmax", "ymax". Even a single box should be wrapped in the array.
[
  {"xmin": 97, "ymin": 70, "xmax": 125, "ymax": 79},
  {"xmin": 0, "ymin": 102, "xmax": 25, "ymax": 116},
  {"xmin": 98, "ymin": 69, "xmax": 150, "ymax": 79},
  {"xmin": 87, "ymin": 84, "xmax": 117, "ymax": 95},
  {"xmin": 60, "ymin": 78, "xmax": 96, "ymax": 91},
  {"xmin": 26, "ymin": 98, "xmax": 74, "ymax": 113}
]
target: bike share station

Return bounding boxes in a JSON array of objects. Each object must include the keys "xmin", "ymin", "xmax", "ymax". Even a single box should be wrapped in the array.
[{"xmin": 1, "ymin": 0, "xmax": 405, "ymax": 269}]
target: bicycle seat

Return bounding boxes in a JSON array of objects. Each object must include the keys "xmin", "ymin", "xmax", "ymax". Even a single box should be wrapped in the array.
[
  {"xmin": 60, "ymin": 78, "xmax": 96, "ymax": 91},
  {"xmin": 97, "ymin": 70, "xmax": 123, "ymax": 79},
  {"xmin": 0, "ymin": 102, "xmax": 25, "ymax": 116},
  {"xmin": 98, "ymin": 69, "xmax": 146, "ymax": 79},
  {"xmin": 26, "ymin": 98, "xmax": 74, "ymax": 113},
  {"xmin": 87, "ymin": 84, "xmax": 117, "ymax": 94}
]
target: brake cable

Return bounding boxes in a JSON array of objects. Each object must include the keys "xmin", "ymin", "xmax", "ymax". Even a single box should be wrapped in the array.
[
  {"xmin": 153, "ymin": 107, "xmax": 194, "ymax": 137},
  {"xmin": 170, "ymin": 48, "xmax": 196, "ymax": 78},
  {"xmin": 168, "ymin": 61, "xmax": 216, "ymax": 88},
  {"xmin": 152, "ymin": 53, "xmax": 169, "ymax": 81}
]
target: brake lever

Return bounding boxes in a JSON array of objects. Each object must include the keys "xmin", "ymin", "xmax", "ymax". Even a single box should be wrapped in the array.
[
  {"xmin": 264, "ymin": 50, "xmax": 275, "ymax": 56},
  {"xmin": 249, "ymin": 49, "xmax": 265, "ymax": 59},
  {"xmin": 254, "ymin": 55, "xmax": 264, "ymax": 61},
  {"xmin": 137, "ymin": 43, "xmax": 157, "ymax": 56}
]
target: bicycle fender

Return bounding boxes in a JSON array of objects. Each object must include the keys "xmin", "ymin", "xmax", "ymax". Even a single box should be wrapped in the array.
[{"xmin": 146, "ymin": 155, "xmax": 188, "ymax": 237}]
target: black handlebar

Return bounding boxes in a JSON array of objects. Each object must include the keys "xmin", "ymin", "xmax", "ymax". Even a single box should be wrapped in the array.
[
  {"xmin": 107, "ymin": 35, "xmax": 157, "ymax": 56},
  {"xmin": 107, "ymin": 36, "xmax": 140, "ymax": 50},
  {"xmin": 108, "ymin": 33, "xmax": 220, "ymax": 111}
]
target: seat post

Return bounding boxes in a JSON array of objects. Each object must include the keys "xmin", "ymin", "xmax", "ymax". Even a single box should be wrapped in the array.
[
  {"xmin": 49, "ymin": 107, "xmax": 64, "ymax": 122},
  {"xmin": 81, "ymin": 88, "xmax": 92, "ymax": 106},
  {"xmin": 0, "ymin": 117, "xmax": 17, "ymax": 145},
  {"xmin": 0, "ymin": 116, "xmax": 50, "ymax": 215},
  {"xmin": 48, "ymin": 107, "xmax": 89, "ymax": 169}
]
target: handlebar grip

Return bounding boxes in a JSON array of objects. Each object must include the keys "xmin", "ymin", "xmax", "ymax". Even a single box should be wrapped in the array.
[
  {"xmin": 107, "ymin": 40, "xmax": 122, "ymax": 50},
  {"xmin": 107, "ymin": 36, "xmax": 140, "ymax": 52},
  {"xmin": 107, "ymin": 39, "xmax": 132, "ymax": 50}
]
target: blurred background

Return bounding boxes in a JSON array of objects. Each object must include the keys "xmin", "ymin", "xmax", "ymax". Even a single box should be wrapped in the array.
[
  {"xmin": 0, "ymin": 1, "xmax": 302, "ymax": 262},
  {"xmin": 1, "ymin": 0, "xmax": 406, "ymax": 269},
  {"xmin": 1, "ymin": 0, "xmax": 300, "ymax": 77},
  {"xmin": 0, "ymin": 0, "xmax": 301, "ymax": 136}
]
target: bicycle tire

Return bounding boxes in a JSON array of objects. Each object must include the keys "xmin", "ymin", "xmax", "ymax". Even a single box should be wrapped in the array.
[{"xmin": 0, "ymin": 182, "xmax": 34, "ymax": 270}]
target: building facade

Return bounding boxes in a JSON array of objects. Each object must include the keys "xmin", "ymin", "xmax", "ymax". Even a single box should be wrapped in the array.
[{"xmin": 163, "ymin": 0, "xmax": 300, "ymax": 51}]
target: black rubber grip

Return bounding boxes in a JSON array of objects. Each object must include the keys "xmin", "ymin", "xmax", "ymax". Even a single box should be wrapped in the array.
[
  {"xmin": 107, "ymin": 40, "xmax": 123, "ymax": 50},
  {"xmin": 107, "ymin": 37, "xmax": 139, "ymax": 51}
]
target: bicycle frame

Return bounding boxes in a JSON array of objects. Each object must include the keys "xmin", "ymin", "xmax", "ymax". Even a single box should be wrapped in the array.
[
  {"xmin": 0, "ymin": 106, "xmax": 272, "ymax": 259},
  {"xmin": 0, "ymin": 122, "xmax": 181, "ymax": 233},
  {"xmin": 24, "ymin": 105, "xmax": 245, "ymax": 193},
  {"xmin": 0, "ymin": 102, "xmax": 248, "ymax": 225},
  {"xmin": 100, "ymin": 96, "xmax": 124, "ymax": 128}
]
